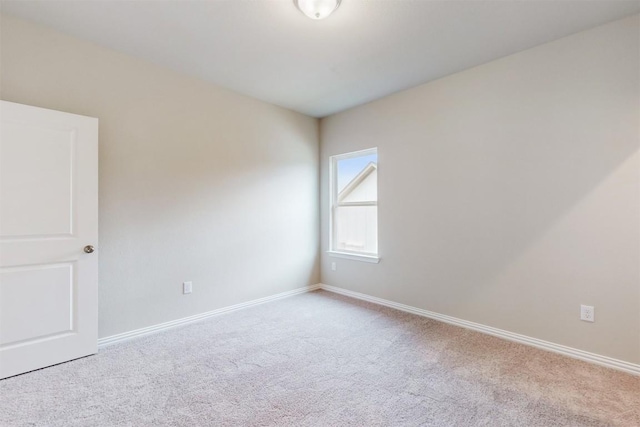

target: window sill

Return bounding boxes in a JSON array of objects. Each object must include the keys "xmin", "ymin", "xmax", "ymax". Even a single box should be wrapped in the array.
[{"xmin": 327, "ymin": 251, "xmax": 380, "ymax": 264}]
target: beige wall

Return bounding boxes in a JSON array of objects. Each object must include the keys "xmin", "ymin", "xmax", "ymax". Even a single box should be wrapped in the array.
[
  {"xmin": 0, "ymin": 15, "xmax": 320, "ymax": 338},
  {"xmin": 321, "ymin": 15, "xmax": 640, "ymax": 364}
]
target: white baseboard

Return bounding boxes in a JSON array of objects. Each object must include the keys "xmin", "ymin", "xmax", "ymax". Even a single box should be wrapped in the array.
[
  {"xmin": 98, "ymin": 284, "xmax": 321, "ymax": 348},
  {"xmin": 319, "ymin": 283, "xmax": 640, "ymax": 376}
]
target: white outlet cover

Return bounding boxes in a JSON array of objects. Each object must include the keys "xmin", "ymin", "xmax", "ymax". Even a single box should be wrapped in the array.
[
  {"xmin": 331, "ymin": 262, "xmax": 337, "ymax": 271},
  {"xmin": 580, "ymin": 305, "xmax": 594, "ymax": 322},
  {"xmin": 183, "ymin": 281, "xmax": 193, "ymax": 294}
]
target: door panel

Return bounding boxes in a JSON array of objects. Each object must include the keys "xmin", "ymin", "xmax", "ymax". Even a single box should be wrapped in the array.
[
  {"xmin": 0, "ymin": 101, "xmax": 98, "ymax": 379},
  {"xmin": 0, "ymin": 263, "xmax": 74, "ymax": 346},
  {"xmin": 0, "ymin": 122, "xmax": 74, "ymax": 238}
]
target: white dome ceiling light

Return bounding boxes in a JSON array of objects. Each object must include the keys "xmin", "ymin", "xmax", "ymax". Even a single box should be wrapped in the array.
[{"xmin": 294, "ymin": 0, "xmax": 341, "ymax": 20}]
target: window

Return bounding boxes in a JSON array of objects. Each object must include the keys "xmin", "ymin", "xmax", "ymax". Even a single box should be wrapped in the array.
[{"xmin": 329, "ymin": 148, "xmax": 379, "ymax": 262}]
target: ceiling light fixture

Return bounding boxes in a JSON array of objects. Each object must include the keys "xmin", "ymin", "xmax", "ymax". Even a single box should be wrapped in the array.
[{"xmin": 294, "ymin": 0, "xmax": 341, "ymax": 20}]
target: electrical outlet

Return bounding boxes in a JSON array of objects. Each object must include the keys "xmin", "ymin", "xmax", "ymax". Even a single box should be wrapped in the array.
[
  {"xmin": 331, "ymin": 262, "xmax": 337, "ymax": 271},
  {"xmin": 580, "ymin": 305, "xmax": 594, "ymax": 322},
  {"xmin": 183, "ymin": 281, "xmax": 193, "ymax": 294}
]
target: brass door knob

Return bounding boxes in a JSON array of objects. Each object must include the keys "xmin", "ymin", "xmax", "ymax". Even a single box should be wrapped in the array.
[{"xmin": 84, "ymin": 245, "xmax": 95, "ymax": 254}]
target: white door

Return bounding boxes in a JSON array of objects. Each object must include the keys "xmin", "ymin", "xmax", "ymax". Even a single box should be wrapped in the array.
[{"xmin": 0, "ymin": 101, "xmax": 98, "ymax": 379}]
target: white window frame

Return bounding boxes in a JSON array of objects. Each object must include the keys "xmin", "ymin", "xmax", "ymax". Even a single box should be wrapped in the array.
[{"xmin": 328, "ymin": 147, "xmax": 380, "ymax": 263}]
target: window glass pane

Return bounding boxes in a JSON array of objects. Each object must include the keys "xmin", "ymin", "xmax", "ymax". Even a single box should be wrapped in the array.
[
  {"xmin": 339, "ymin": 169, "xmax": 377, "ymax": 203},
  {"xmin": 337, "ymin": 153, "xmax": 377, "ymax": 192},
  {"xmin": 335, "ymin": 205, "xmax": 377, "ymax": 254}
]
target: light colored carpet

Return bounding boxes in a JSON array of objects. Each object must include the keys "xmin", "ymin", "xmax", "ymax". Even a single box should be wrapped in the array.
[{"xmin": 1, "ymin": 290, "xmax": 638, "ymax": 426}]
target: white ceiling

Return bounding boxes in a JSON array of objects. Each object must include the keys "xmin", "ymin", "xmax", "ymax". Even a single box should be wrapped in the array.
[{"xmin": 2, "ymin": 1, "xmax": 639, "ymax": 117}]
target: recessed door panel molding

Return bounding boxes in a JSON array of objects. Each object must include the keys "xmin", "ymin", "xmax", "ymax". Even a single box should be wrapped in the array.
[
  {"xmin": 0, "ymin": 101, "xmax": 98, "ymax": 379},
  {"xmin": 0, "ymin": 262, "xmax": 75, "ymax": 347},
  {"xmin": 0, "ymin": 122, "xmax": 76, "ymax": 240}
]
